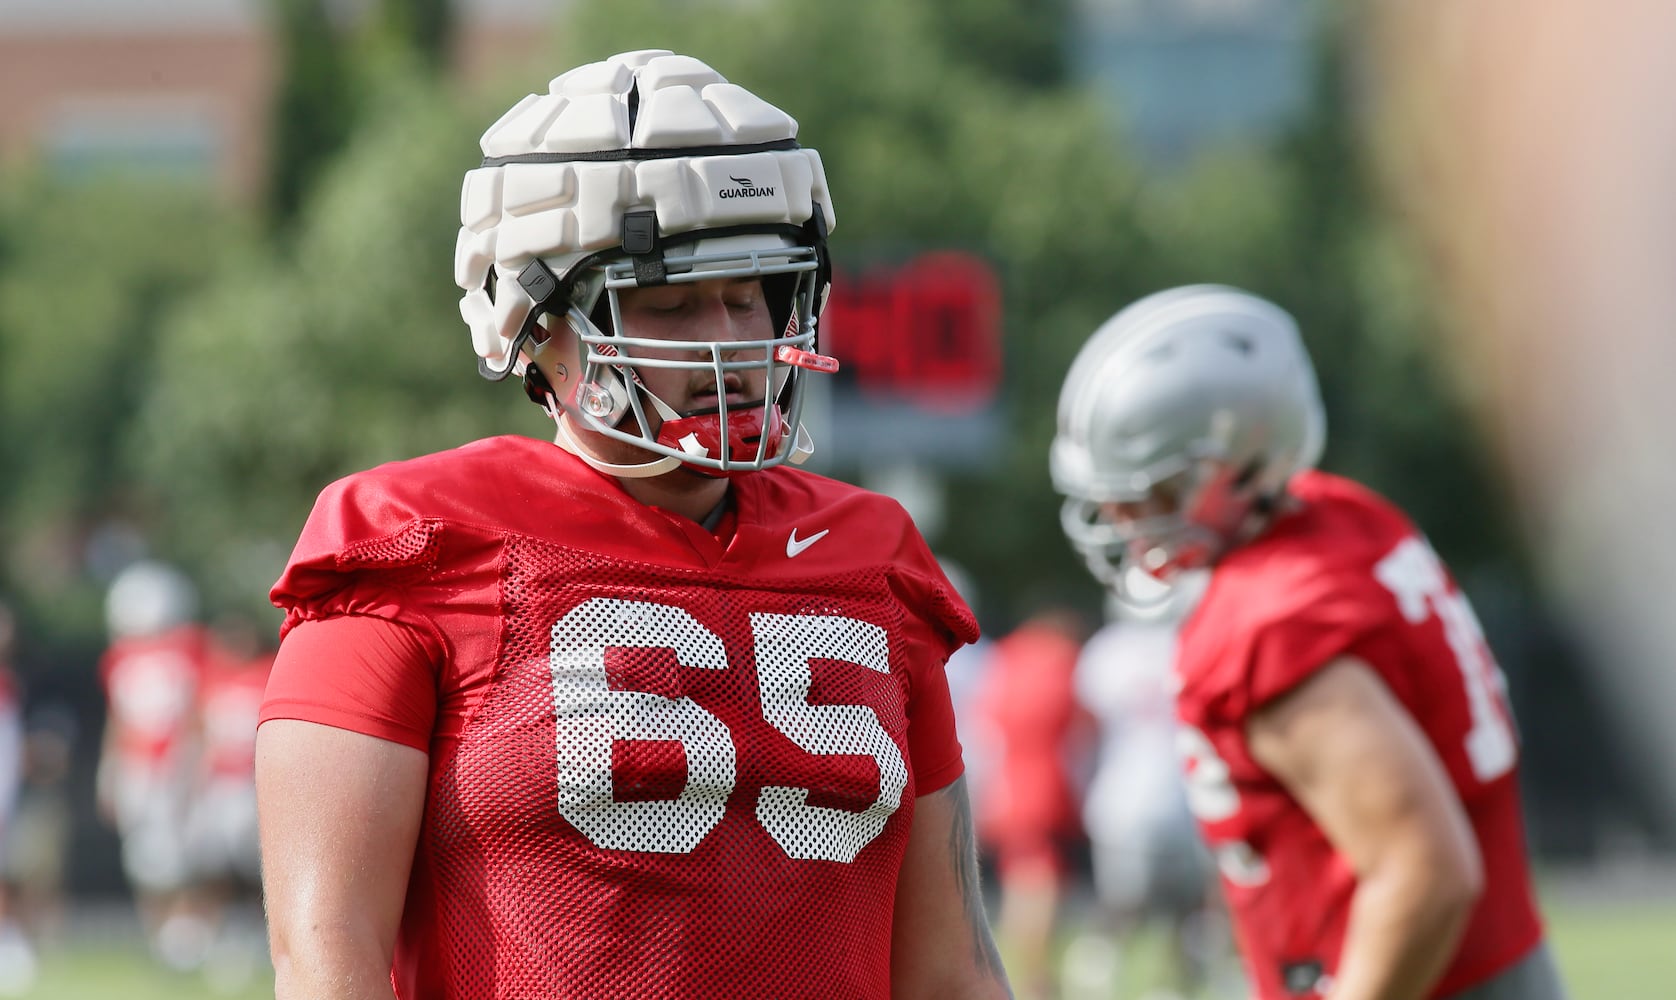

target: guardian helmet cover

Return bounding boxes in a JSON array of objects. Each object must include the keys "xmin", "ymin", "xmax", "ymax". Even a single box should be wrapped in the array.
[{"xmin": 454, "ymin": 50, "xmax": 838, "ymax": 476}]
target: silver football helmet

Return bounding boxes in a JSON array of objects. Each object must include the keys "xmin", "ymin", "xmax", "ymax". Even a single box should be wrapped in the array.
[
  {"xmin": 454, "ymin": 50, "xmax": 838, "ymax": 477},
  {"xmin": 1050, "ymin": 285, "xmax": 1325, "ymax": 595}
]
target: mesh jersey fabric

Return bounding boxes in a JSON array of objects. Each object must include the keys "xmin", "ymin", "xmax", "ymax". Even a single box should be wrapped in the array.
[
  {"xmin": 264, "ymin": 434, "xmax": 976, "ymax": 1000},
  {"xmin": 1174, "ymin": 470, "xmax": 1543, "ymax": 1000}
]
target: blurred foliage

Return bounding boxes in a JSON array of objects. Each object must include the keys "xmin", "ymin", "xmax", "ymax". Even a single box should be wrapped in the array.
[
  {"xmin": 0, "ymin": 179, "xmax": 250, "ymax": 638},
  {"xmin": 266, "ymin": 0, "xmax": 358, "ymax": 225},
  {"xmin": 133, "ymin": 65, "xmax": 522, "ymax": 616},
  {"xmin": 0, "ymin": 0, "xmax": 1519, "ymax": 645},
  {"xmin": 370, "ymin": 0, "xmax": 455, "ymax": 71},
  {"xmin": 265, "ymin": 0, "xmax": 457, "ymax": 226},
  {"xmin": 920, "ymin": 0, "xmax": 1076, "ymax": 89}
]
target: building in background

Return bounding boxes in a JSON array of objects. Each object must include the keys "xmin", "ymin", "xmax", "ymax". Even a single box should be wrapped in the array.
[
  {"xmin": 0, "ymin": 0, "xmax": 551, "ymax": 201},
  {"xmin": 1073, "ymin": 0, "xmax": 1312, "ymax": 163}
]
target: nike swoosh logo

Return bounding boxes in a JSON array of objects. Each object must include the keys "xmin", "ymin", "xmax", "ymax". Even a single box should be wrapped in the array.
[{"xmin": 786, "ymin": 527, "xmax": 830, "ymax": 558}]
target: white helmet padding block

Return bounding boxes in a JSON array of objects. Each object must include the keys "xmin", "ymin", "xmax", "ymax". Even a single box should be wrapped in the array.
[{"xmin": 456, "ymin": 50, "xmax": 836, "ymax": 377}]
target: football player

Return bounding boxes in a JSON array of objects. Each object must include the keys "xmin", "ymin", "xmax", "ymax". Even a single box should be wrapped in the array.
[
  {"xmin": 185, "ymin": 618, "xmax": 274, "ymax": 988},
  {"xmin": 971, "ymin": 608, "xmax": 1093, "ymax": 1000},
  {"xmin": 1067, "ymin": 582, "xmax": 1228, "ymax": 1000},
  {"xmin": 256, "ymin": 50, "xmax": 1012, "ymax": 1000},
  {"xmin": 0, "ymin": 602, "xmax": 31, "ymax": 992},
  {"xmin": 96, "ymin": 560, "xmax": 215, "ymax": 971},
  {"xmin": 1049, "ymin": 286, "xmax": 1569, "ymax": 1000}
]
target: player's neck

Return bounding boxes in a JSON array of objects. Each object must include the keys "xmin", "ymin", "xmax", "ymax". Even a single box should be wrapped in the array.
[
  {"xmin": 1239, "ymin": 491, "xmax": 1303, "ymax": 548},
  {"xmin": 618, "ymin": 471, "xmax": 732, "ymax": 525}
]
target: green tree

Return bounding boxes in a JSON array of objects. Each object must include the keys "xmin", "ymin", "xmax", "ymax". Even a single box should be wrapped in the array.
[
  {"xmin": 266, "ymin": 0, "xmax": 358, "ymax": 225},
  {"xmin": 371, "ymin": 0, "xmax": 454, "ymax": 71},
  {"xmin": 1265, "ymin": 12, "xmax": 1522, "ymax": 574},
  {"xmin": 0, "ymin": 177, "xmax": 244, "ymax": 634},
  {"xmin": 265, "ymin": 0, "xmax": 456, "ymax": 226},
  {"xmin": 134, "ymin": 67, "xmax": 509, "ymax": 616},
  {"xmin": 924, "ymin": 0, "xmax": 1074, "ymax": 89}
]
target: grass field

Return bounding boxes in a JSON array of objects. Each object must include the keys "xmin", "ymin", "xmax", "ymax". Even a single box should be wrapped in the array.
[
  {"xmin": 1544, "ymin": 897, "xmax": 1676, "ymax": 999},
  {"xmin": 26, "ymin": 947, "xmax": 272, "ymax": 1000},
  {"xmin": 13, "ymin": 884, "xmax": 1675, "ymax": 998}
]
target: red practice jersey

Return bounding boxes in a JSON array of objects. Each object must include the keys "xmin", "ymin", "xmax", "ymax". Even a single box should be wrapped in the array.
[
  {"xmin": 99, "ymin": 625, "xmax": 210, "ymax": 767},
  {"xmin": 973, "ymin": 618, "xmax": 1091, "ymax": 875},
  {"xmin": 200, "ymin": 648, "xmax": 272, "ymax": 781},
  {"xmin": 264, "ymin": 435, "xmax": 977, "ymax": 1000},
  {"xmin": 1174, "ymin": 471, "xmax": 1543, "ymax": 999}
]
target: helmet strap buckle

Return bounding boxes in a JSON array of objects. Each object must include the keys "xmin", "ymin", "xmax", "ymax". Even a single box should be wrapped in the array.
[{"xmin": 623, "ymin": 210, "xmax": 667, "ymax": 286}]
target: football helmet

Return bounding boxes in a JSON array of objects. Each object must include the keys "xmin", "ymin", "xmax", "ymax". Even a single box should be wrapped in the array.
[
  {"xmin": 1050, "ymin": 285, "xmax": 1325, "ymax": 595},
  {"xmin": 454, "ymin": 50, "xmax": 838, "ymax": 477},
  {"xmin": 105, "ymin": 560, "xmax": 199, "ymax": 640}
]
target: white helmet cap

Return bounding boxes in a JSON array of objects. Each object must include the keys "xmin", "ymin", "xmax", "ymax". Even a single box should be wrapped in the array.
[{"xmin": 105, "ymin": 560, "xmax": 199, "ymax": 640}]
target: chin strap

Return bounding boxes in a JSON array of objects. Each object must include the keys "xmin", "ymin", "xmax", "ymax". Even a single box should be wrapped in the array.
[
  {"xmin": 532, "ymin": 357, "xmax": 685, "ymax": 479},
  {"xmin": 545, "ymin": 372, "xmax": 818, "ymax": 477},
  {"xmin": 788, "ymin": 423, "xmax": 816, "ymax": 465},
  {"xmin": 555, "ymin": 410, "xmax": 815, "ymax": 478},
  {"xmin": 553, "ymin": 417, "xmax": 683, "ymax": 479},
  {"xmin": 1109, "ymin": 564, "xmax": 1181, "ymax": 616}
]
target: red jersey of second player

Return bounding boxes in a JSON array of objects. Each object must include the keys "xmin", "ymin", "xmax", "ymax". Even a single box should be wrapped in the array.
[
  {"xmin": 1173, "ymin": 470, "xmax": 1543, "ymax": 999},
  {"xmin": 263, "ymin": 435, "xmax": 976, "ymax": 1000}
]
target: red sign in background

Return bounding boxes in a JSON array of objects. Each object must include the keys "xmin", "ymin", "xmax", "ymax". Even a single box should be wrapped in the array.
[{"xmin": 820, "ymin": 252, "xmax": 1002, "ymax": 414}]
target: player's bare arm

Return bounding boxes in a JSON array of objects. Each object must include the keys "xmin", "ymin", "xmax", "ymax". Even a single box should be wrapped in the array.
[
  {"xmin": 891, "ymin": 776, "xmax": 1014, "ymax": 1000},
  {"xmin": 257, "ymin": 718, "xmax": 427, "ymax": 1000},
  {"xmin": 947, "ymin": 776, "xmax": 1008, "ymax": 983},
  {"xmin": 1247, "ymin": 656, "xmax": 1483, "ymax": 1000}
]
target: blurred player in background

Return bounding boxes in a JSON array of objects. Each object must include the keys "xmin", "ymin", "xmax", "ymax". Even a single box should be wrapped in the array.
[
  {"xmin": 97, "ymin": 559, "xmax": 215, "ymax": 972},
  {"xmin": 255, "ymin": 49, "xmax": 1012, "ymax": 1000},
  {"xmin": 935, "ymin": 558, "xmax": 997, "ymax": 841},
  {"xmin": 188, "ymin": 616, "xmax": 274, "ymax": 990},
  {"xmin": 1050, "ymin": 285, "xmax": 1569, "ymax": 1000},
  {"xmin": 973, "ymin": 607, "xmax": 1093, "ymax": 1000},
  {"xmin": 0, "ymin": 703, "xmax": 75, "ymax": 975},
  {"xmin": 0, "ymin": 602, "xmax": 31, "ymax": 996},
  {"xmin": 1063, "ymin": 581, "xmax": 1226, "ymax": 1000}
]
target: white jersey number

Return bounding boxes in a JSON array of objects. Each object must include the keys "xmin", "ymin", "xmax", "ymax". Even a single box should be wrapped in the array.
[
  {"xmin": 549, "ymin": 598, "xmax": 905, "ymax": 860},
  {"xmin": 752, "ymin": 612, "xmax": 908, "ymax": 862},
  {"xmin": 1177, "ymin": 724, "xmax": 1269, "ymax": 886},
  {"xmin": 1177, "ymin": 725, "xmax": 1238, "ymax": 822},
  {"xmin": 1374, "ymin": 537, "xmax": 1518, "ymax": 782}
]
